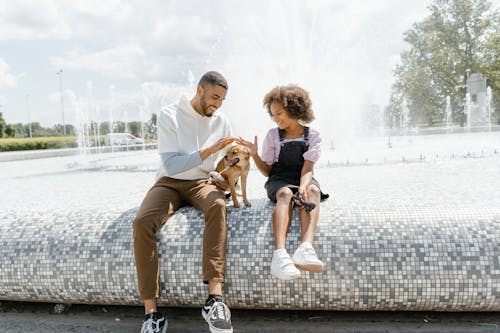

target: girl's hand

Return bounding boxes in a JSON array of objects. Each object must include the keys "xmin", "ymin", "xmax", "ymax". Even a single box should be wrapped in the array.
[
  {"xmin": 237, "ymin": 136, "xmax": 258, "ymax": 157},
  {"xmin": 298, "ymin": 186, "xmax": 307, "ymax": 201}
]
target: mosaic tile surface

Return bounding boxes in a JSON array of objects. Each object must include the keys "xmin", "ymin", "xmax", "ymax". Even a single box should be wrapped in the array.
[
  {"xmin": 0, "ymin": 199, "xmax": 499, "ymax": 310},
  {"xmin": 0, "ymin": 150, "xmax": 499, "ymax": 310}
]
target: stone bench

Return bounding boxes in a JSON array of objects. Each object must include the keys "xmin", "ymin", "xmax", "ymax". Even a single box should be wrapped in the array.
[{"xmin": 1, "ymin": 198, "xmax": 499, "ymax": 311}]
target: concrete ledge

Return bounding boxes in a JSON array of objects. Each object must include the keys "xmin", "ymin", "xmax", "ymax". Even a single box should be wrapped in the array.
[
  {"xmin": 0, "ymin": 198, "xmax": 499, "ymax": 311},
  {"xmin": 0, "ymin": 144, "xmax": 157, "ymax": 162}
]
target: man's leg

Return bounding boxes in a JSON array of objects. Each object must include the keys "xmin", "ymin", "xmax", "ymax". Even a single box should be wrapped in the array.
[
  {"xmin": 184, "ymin": 179, "xmax": 227, "ymax": 285},
  {"xmin": 133, "ymin": 177, "xmax": 182, "ymax": 314},
  {"xmin": 183, "ymin": 180, "xmax": 233, "ymax": 332}
]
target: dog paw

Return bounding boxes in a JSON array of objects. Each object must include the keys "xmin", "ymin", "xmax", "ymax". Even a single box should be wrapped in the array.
[
  {"xmin": 233, "ymin": 202, "xmax": 240, "ymax": 208},
  {"xmin": 244, "ymin": 200, "xmax": 251, "ymax": 207}
]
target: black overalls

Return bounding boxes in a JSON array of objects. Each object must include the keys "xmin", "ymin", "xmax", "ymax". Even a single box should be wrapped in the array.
[{"xmin": 264, "ymin": 126, "xmax": 327, "ymax": 202}]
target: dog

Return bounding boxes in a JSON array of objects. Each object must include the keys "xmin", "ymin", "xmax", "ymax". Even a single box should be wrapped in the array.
[{"xmin": 209, "ymin": 144, "xmax": 251, "ymax": 208}]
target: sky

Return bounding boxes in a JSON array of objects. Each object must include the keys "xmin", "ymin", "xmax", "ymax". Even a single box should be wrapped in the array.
[{"xmin": 0, "ymin": 0, "xmax": 437, "ymax": 139}]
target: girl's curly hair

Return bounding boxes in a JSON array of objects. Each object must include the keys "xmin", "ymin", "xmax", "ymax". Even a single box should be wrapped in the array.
[{"xmin": 263, "ymin": 84, "xmax": 314, "ymax": 123}]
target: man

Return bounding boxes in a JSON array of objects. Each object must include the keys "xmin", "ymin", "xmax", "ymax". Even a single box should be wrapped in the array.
[{"xmin": 133, "ymin": 71, "xmax": 236, "ymax": 333}]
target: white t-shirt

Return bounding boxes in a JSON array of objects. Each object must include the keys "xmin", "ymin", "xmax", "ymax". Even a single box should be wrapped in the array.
[{"xmin": 157, "ymin": 95, "xmax": 232, "ymax": 180}]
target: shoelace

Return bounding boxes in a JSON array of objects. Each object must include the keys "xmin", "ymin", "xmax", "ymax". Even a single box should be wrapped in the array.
[
  {"xmin": 143, "ymin": 317, "xmax": 164, "ymax": 333},
  {"xmin": 278, "ymin": 254, "xmax": 296, "ymax": 269},
  {"xmin": 209, "ymin": 301, "xmax": 230, "ymax": 322},
  {"xmin": 302, "ymin": 246, "xmax": 318, "ymax": 260}
]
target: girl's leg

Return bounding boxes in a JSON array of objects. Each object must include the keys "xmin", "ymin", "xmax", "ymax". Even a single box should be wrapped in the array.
[
  {"xmin": 292, "ymin": 184, "xmax": 324, "ymax": 273},
  {"xmin": 299, "ymin": 184, "xmax": 321, "ymax": 243},
  {"xmin": 272, "ymin": 187, "xmax": 294, "ymax": 249},
  {"xmin": 270, "ymin": 187, "xmax": 300, "ymax": 280}
]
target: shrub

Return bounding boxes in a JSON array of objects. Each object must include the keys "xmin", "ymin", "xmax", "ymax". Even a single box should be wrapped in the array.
[{"xmin": 0, "ymin": 137, "xmax": 77, "ymax": 152}]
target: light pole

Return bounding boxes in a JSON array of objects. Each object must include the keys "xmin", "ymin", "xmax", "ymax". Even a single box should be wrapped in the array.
[
  {"xmin": 56, "ymin": 69, "xmax": 66, "ymax": 136},
  {"xmin": 26, "ymin": 93, "xmax": 32, "ymax": 138}
]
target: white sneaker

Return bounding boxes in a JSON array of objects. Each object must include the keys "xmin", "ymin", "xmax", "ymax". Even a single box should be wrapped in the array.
[
  {"xmin": 292, "ymin": 242, "xmax": 324, "ymax": 273},
  {"xmin": 271, "ymin": 249, "xmax": 301, "ymax": 280}
]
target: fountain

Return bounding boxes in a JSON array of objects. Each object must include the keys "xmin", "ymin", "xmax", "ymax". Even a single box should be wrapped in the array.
[
  {"xmin": 486, "ymin": 86, "xmax": 493, "ymax": 133},
  {"xmin": 465, "ymin": 92, "xmax": 472, "ymax": 133},
  {"xmin": 445, "ymin": 95, "xmax": 452, "ymax": 134}
]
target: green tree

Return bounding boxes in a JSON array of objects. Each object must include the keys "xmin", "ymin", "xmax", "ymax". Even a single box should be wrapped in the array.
[
  {"xmin": 481, "ymin": 21, "xmax": 500, "ymax": 120},
  {"xmin": 143, "ymin": 113, "xmax": 157, "ymax": 140},
  {"xmin": 390, "ymin": 0, "xmax": 499, "ymax": 126},
  {"xmin": 128, "ymin": 121, "xmax": 142, "ymax": 137},
  {"xmin": 5, "ymin": 124, "xmax": 16, "ymax": 137},
  {"xmin": 0, "ymin": 112, "xmax": 6, "ymax": 138}
]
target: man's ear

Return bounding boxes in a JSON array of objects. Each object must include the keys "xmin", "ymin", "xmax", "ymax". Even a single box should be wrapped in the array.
[{"xmin": 196, "ymin": 84, "xmax": 204, "ymax": 97}]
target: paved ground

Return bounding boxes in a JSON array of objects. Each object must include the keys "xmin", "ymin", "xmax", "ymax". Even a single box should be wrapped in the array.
[{"xmin": 0, "ymin": 301, "xmax": 499, "ymax": 333}]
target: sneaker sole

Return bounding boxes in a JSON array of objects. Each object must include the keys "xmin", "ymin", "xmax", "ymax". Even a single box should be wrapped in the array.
[
  {"xmin": 201, "ymin": 309, "xmax": 233, "ymax": 333},
  {"xmin": 294, "ymin": 263, "xmax": 324, "ymax": 273},
  {"xmin": 271, "ymin": 270, "xmax": 301, "ymax": 280}
]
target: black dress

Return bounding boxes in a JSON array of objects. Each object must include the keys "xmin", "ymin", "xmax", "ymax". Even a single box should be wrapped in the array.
[{"xmin": 264, "ymin": 126, "xmax": 328, "ymax": 202}]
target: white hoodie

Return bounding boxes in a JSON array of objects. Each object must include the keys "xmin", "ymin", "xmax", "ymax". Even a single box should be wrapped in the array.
[{"xmin": 157, "ymin": 95, "xmax": 232, "ymax": 180}]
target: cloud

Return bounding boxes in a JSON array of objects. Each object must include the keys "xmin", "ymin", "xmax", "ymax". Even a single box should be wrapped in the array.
[
  {"xmin": 50, "ymin": 44, "xmax": 146, "ymax": 79},
  {"xmin": 0, "ymin": 0, "xmax": 137, "ymax": 41},
  {"xmin": 0, "ymin": 58, "xmax": 17, "ymax": 88},
  {"xmin": 0, "ymin": 0, "xmax": 70, "ymax": 40},
  {"xmin": 48, "ymin": 88, "xmax": 77, "ymax": 106}
]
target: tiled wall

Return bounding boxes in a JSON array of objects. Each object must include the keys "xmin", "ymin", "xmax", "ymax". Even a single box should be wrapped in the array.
[{"xmin": 0, "ymin": 199, "xmax": 499, "ymax": 310}]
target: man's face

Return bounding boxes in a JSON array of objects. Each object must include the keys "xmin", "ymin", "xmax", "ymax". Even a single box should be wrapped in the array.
[{"xmin": 199, "ymin": 84, "xmax": 227, "ymax": 117}]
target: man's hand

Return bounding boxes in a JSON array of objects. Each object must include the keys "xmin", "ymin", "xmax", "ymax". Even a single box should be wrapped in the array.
[
  {"xmin": 200, "ymin": 137, "xmax": 237, "ymax": 161},
  {"xmin": 209, "ymin": 171, "xmax": 229, "ymax": 191},
  {"xmin": 212, "ymin": 178, "xmax": 229, "ymax": 191}
]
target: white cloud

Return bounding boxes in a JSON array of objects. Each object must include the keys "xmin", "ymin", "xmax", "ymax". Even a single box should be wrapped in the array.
[
  {"xmin": 0, "ymin": 58, "xmax": 17, "ymax": 88},
  {"xmin": 48, "ymin": 89, "xmax": 77, "ymax": 106},
  {"xmin": 0, "ymin": 0, "xmax": 70, "ymax": 40},
  {"xmin": 50, "ymin": 44, "xmax": 146, "ymax": 79}
]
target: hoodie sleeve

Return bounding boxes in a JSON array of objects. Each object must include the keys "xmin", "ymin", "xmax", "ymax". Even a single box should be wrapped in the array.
[
  {"xmin": 160, "ymin": 152, "xmax": 202, "ymax": 176},
  {"xmin": 157, "ymin": 105, "xmax": 178, "ymax": 154}
]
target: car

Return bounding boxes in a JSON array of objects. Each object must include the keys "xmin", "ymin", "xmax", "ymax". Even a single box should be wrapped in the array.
[{"xmin": 104, "ymin": 133, "xmax": 144, "ymax": 146}]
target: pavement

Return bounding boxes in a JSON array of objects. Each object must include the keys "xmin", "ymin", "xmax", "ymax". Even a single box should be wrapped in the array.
[{"xmin": 0, "ymin": 301, "xmax": 499, "ymax": 333}]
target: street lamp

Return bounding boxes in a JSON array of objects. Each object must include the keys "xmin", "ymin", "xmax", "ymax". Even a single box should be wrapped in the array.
[
  {"xmin": 26, "ymin": 93, "xmax": 32, "ymax": 138},
  {"xmin": 56, "ymin": 69, "xmax": 66, "ymax": 136}
]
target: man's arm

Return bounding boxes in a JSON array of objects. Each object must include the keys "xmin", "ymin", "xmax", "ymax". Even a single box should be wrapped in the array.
[
  {"xmin": 161, "ymin": 152, "xmax": 202, "ymax": 176},
  {"xmin": 161, "ymin": 137, "xmax": 237, "ymax": 177}
]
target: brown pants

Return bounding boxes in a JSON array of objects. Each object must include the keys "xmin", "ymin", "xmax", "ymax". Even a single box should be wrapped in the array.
[{"xmin": 133, "ymin": 176, "xmax": 227, "ymax": 300}]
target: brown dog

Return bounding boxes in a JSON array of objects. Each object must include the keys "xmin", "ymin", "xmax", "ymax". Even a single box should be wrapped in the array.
[{"xmin": 209, "ymin": 144, "xmax": 251, "ymax": 208}]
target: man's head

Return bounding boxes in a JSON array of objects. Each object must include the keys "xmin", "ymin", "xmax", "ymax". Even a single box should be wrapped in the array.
[{"xmin": 193, "ymin": 71, "xmax": 228, "ymax": 117}]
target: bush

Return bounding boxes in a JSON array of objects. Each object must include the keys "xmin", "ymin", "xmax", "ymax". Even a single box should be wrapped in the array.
[{"xmin": 0, "ymin": 136, "xmax": 77, "ymax": 152}]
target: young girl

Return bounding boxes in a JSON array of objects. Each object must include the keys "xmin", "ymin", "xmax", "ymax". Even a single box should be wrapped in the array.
[{"xmin": 238, "ymin": 84, "xmax": 327, "ymax": 280}]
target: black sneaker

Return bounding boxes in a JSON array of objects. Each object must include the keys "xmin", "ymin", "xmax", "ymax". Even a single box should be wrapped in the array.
[
  {"xmin": 201, "ymin": 296, "xmax": 233, "ymax": 333},
  {"xmin": 141, "ymin": 312, "xmax": 168, "ymax": 333}
]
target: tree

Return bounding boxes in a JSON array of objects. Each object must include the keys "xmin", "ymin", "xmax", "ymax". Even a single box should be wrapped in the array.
[
  {"xmin": 0, "ymin": 112, "xmax": 6, "ymax": 138},
  {"xmin": 128, "ymin": 121, "xmax": 142, "ymax": 137},
  {"xmin": 5, "ymin": 124, "xmax": 16, "ymax": 137},
  {"xmin": 480, "ymin": 20, "xmax": 500, "ymax": 120},
  {"xmin": 143, "ymin": 113, "xmax": 157, "ymax": 140},
  {"xmin": 390, "ymin": 0, "xmax": 499, "ymax": 126}
]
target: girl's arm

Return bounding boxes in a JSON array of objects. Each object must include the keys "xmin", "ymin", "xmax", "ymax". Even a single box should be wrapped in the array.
[
  {"xmin": 251, "ymin": 151, "xmax": 272, "ymax": 177},
  {"xmin": 238, "ymin": 136, "xmax": 272, "ymax": 177},
  {"xmin": 298, "ymin": 160, "xmax": 315, "ymax": 200},
  {"xmin": 237, "ymin": 136, "xmax": 272, "ymax": 177}
]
